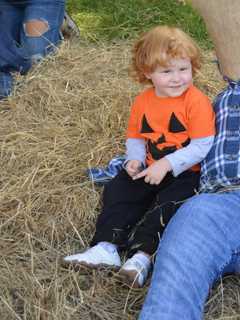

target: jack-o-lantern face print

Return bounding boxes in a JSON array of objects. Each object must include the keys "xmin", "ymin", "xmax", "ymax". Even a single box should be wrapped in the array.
[{"xmin": 140, "ymin": 112, "xmax": 190, "ymax": 163}]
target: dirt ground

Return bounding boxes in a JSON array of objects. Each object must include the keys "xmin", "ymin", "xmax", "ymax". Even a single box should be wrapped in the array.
[{"xmin": 0, "ymin": 39, "xmax": 240, "ymax": 319}]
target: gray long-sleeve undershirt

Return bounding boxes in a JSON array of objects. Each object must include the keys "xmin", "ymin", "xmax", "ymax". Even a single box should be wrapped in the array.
[{"xmin": 125, "ymin": 136, "xmax": 214, "ymax": 177}]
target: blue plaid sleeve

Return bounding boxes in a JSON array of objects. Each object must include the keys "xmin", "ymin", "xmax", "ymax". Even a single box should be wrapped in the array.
[{"xmin": 200, "ymin": 80, "xmax": 240, "ymax": 192}]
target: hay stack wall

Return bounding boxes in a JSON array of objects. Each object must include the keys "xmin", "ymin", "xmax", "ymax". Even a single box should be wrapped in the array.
[{"xmin": 0, "ymin": 34, "xmax": 238, "ymax": 319}]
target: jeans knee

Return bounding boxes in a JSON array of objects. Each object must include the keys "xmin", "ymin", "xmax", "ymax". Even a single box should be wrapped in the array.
[
  {"xmin": 179, "ymin": 193, "xmax": 214, "ymax": 214},
  {"xmin": 24, "ymin": 19, "xmax": 49, "ymax": 37}
]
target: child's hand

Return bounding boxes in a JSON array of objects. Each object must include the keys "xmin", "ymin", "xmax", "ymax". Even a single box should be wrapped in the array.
[
  {"xmin": 126, "ymin": 160, "xmax": 142, "ymax": 177},
  {"xmin": 133, "ymin": 158, "xmax": 172, "ymax": 185}
]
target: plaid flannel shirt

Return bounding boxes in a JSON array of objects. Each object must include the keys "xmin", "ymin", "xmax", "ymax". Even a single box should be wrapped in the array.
[{"xmin": 200, "ymin": 79, "xmax": 240, "ymax": 193}]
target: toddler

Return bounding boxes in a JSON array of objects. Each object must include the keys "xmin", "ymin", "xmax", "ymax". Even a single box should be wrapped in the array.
[{"xmin": 64, "ymin": 25, "xmax": 215, "ymax": 288}]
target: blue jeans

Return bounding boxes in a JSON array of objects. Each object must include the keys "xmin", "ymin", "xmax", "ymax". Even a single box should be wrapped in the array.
[
  {"xmin": 139, "ymin": 191, "xmax": 240, "ymax": 320},
  {"xmin": 0, "ymin": 0, "xmax": 65, "ymax": 99}
]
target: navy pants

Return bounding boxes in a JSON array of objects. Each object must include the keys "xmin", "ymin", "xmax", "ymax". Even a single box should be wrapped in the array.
[{"xmin": 91, "ymin": 169, "xmax": 199, "ymax": 256}]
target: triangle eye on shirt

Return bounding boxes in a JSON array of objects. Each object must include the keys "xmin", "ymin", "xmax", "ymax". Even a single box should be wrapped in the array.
[
  {"xmin": 140, "ymin": 114, "xmax": 154, "ymax": 133},
  {"xmin": 169, "ymin": 112, "xmax": 186, "ymax": 133},
  {"xmin": 141, "ymin": 112, "xmax": 186, "ymax": 134}
]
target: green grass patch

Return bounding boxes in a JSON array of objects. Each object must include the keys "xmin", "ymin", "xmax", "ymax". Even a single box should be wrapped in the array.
[{"xmin": 66, "ymin": 0, "xmax": 211, "ymax": 48}]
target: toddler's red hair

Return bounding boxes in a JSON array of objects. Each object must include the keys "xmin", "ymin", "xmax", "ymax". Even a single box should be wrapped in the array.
[{"xmin": 131, "ymin": 25, "xmax": 201, "ymax": 84}]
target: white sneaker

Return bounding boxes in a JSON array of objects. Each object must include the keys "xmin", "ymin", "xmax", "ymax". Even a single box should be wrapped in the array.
[
  {"xmin": 63, "ymin": 243, "xmax": 121, "ymax": 269},
  {"xmin": 119, "ymin": 253, "xmax": 151, "ymax": 288}
]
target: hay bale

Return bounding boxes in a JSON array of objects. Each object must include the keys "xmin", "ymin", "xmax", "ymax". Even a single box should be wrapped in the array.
[{"xmin": 0, "ymin": 39, "xmax": 238, "ymax": 320}]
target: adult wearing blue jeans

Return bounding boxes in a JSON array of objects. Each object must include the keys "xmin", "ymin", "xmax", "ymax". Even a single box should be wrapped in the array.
[
  {"xmin": 0, "ymin": 0, "xmax": 65, "ymax": 99},
  {"xmin": 139, "ymin": 1, "xmax": 240, "ymax": 319},
  {"xmin": 139, "ymin": 80, "xmax": 240, "ymax": 319}
]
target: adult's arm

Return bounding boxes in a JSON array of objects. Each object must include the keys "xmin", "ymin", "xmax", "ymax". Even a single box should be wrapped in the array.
[{"xmin": 191, "ymin": 0, "xmax": 240, "ymax": 80}]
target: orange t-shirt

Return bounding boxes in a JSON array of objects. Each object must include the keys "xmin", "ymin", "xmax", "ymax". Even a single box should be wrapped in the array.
[{"xmin": 126, "ymin": 85, "xmax": 215, "ymax": 169}]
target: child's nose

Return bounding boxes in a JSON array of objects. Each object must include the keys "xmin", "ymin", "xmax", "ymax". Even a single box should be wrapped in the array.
[{"xmin": 172, "ymin": 71, "xmax": 181, "ymax": 82}]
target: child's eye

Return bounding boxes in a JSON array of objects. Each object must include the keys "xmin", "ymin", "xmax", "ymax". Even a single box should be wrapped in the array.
[
  {"xmin": 162, "ymin": 69, "xmax": 171, "ymax": 74},
  {"xmin": 180, "ymin": 67, "xmax": 188, "ymax": 71}
]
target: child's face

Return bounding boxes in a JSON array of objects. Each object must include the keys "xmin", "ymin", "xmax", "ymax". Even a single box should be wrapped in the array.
[{"xmin": 146, "ymin": 58, "xmax": 193, "ymax": 97}]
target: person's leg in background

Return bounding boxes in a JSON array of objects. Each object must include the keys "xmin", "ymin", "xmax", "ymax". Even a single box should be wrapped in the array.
[
  {"xmin": 21, "ymin": 0, "xmax": 65, "ymax": 64},
  {"xmin": 0, "ymin": 1, "xmax": 23, "ymax": 99},
  {"xmin": 139, "ymin": 191, "xmax": 240, "ymax": 320}
]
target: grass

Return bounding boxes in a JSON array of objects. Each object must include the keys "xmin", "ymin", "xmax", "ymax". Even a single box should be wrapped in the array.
[{"xmin": 66, "ymin": 0, "xmax": 212, "ymax": 48}]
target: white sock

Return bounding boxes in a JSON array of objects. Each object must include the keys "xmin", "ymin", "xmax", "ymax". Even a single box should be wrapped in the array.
[{"xmin": 98, "ymin": 241, "xmax": 118, "ymax": 253}]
